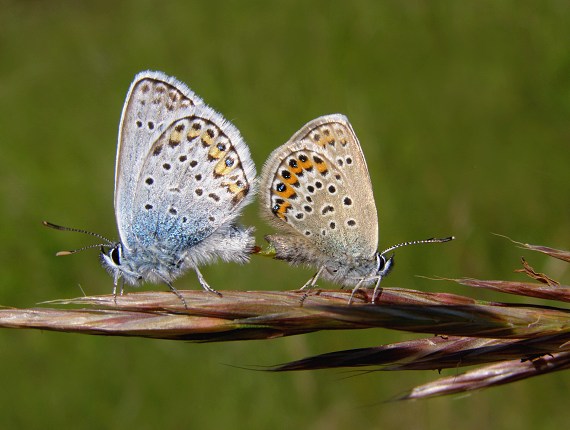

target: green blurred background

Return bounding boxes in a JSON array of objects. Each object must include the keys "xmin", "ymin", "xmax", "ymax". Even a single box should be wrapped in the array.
[{"xmin": 1, "ymin": 0, "xmax": 569, "ymax": 428}]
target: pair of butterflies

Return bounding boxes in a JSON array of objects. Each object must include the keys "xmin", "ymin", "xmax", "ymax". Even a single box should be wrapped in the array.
[{"xmin": 46, "ymin": 71, "xmax": 452, "ymax": 306}]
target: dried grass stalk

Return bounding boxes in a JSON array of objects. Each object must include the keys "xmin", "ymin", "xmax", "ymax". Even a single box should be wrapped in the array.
[{"xmin": 1, "ymin": 241, "xmax": 568, "ymax": 399}]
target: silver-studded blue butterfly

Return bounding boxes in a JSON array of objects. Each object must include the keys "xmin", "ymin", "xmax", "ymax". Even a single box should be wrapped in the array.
[
  {"xmin": 45, "ymin": 71, "xmax": 256, "ymax": 307},
  {"xmin": 259, "ymin": 114, "xmax": 452, "ymax": 303}
]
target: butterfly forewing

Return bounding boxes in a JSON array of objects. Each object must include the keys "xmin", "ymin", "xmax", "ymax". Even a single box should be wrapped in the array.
[
  {"xmin": 130, "ymin": 105, "xmax": 255, "ymax": 250},
  {"xmin": 261, "ymin": 114, "xmax": 378, "ymax": 259},
  {"xmin": 115, "ymin": 71, "xmax": 203, "ymax": 249}
]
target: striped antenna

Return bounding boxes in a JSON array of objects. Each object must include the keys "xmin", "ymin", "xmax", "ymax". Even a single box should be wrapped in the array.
[
  {"xmin": 42, "ymin": 221, "xmax": 114, "ymax": 256},
  {"xmin": 380, "ymin": 236, "xmax": 455, "ymax": 256}
]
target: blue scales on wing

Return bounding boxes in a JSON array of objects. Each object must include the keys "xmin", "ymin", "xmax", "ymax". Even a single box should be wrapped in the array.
[{"xmin": 129, "ymin": 105, "xmax": 253, "ymax": 253}]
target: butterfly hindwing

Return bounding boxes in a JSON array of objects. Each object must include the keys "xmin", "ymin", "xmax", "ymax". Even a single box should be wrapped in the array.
[
  {"xmin": 130, "ymin": 105, "xmax": 255, "ymax": 251},
  {"xmin": 260, "ymin": 114, "xmax": 378, "ymax": 259}
]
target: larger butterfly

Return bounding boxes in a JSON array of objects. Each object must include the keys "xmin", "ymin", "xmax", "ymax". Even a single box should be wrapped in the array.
[{"xmin": 45, "ymin": 71, "xmax": 256, "ymax": 307}]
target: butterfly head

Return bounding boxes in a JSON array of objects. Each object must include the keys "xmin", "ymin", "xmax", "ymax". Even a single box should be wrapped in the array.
[
  {"xmin": 99, "ymin": 242, "xmax": 145, "ymax": 285},
  {"xmin": 375, "ymin": 236, "xmax": 455, "ymax": 278},
  {"xmin": 100, "ymin": 242, "xmax": 122, "ymax": 270},
  {"xmin": 99, "ymin": 242, "xmax": 130, "ymax": 284},
  {"xmin": 43, "ymin": 221, "xmax": 137, "ymax": 284},
  {"xmin": 375, "ymin": 251, "xmax": 394, "ymax": 278}
]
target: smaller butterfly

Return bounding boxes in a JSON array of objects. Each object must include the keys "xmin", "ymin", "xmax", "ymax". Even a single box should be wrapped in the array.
[
  {"xmin": 259, "ymin": 114, "xmax": 453, "ymax": 303},
  {"xmin": 45, "ymin": 71, "xmax": 256, "ymax": 307}
]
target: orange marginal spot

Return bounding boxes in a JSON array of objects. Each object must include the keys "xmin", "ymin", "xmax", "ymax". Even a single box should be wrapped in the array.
[
  {"xmin": 279, "ymin": 171, "xmax": 299, "ymax": 186},
  {"xmin": 187, "ymin": 124, "xmax": 202, "ymax": 140},
  {"xmin": 170, "ymin": 130, "xmax": 182, "ymax": 142},
  {"xmin": 208, "ymin": 143, "xmax": 226, "ymax": 159},
  {"xmin": 276, "ymin": 202, "xmax": 291, "ymax": 220},
  {"xmin": 201, "ymin": 131, "xmax": 214, "ymax": 146},
  {"xmin": 227, "ymin": 183, "xmax": 242, "ymax": 194},
  {"xmin": 168, "ymin": 130, "xmax": 182, "ymax": 147},
  {"xmin": 298, "ymin": 157, "xmax": 313, "ymax": 171},
  {"xmin": 223, "ymin": 181, "xmax": 245, "ymax": 194},
  {"xmin": 275, "ymin": 184, "xmax": 297, "ymax": 199},
  {"xmin": 214, "ymin": 155, "xmax": 238, "ymax": 176},
  {"xmin": 314, "ymin": 134, "xmax": 334, "ymax": 147},
  {"xmin": 315, "ymin": 160, "xmax": 328, "ymax": 174},
  {"xmin": 289, "ymin": 162, "xmax": 303, "ymax": 175},
  {"xmin": 231, "ymin": 189, "xmax": 247, "ymax": 205}
]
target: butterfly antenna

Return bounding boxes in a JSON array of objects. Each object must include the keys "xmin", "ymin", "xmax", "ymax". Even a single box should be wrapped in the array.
[
  {"xmin": 43, "ymin": 221, "xmax": 114, "ymax": 256},
  {"xmin": 380, "ymin": 236, "xmax": 455, "ymax": 256},
  {"xmin": 43, "ymin": 221, "xmax": 113, "ymax": 243},
  {"xmin": 55, "ymin": 243, "xmax": 112, "ymax": 256}
]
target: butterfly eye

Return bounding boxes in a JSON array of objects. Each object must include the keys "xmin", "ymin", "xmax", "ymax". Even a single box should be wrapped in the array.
[
  {"xmin": 377, "ymin": 253, "xmax": 394, "ymax": 277},
  {"xmin": 110, "ymin": 246, "xmax": 121, "ymax": 265},
  {"xmin": 377, "ymin": 254, "xmax": 386, "ymax": 271}
]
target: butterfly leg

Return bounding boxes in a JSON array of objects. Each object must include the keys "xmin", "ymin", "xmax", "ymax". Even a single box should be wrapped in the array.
[
  {"xmin": 151, "ymin": 270, "xmax": 189, "ymax": 309},
  {"xmin": 371, "ymin": 276, "xmax": 384, "ymax": 304},
  {"xmin": 112, "ymin": 276, "xmax": 123, "ymax": 305},
  {"xmin": 348, "ymin": 278, "xmax": 366, "ymax": 305},
  {"xmin": 166, "ymin": 282, "xmax": 188, "ymax": 309},
  {"xmin": 299, "ymin": 266, "xmax": 325, "ymax": 305},
  {"xmin": 195, "ymin": 267, "xmax": 223, "ymax": 297},
  {"xmin": 300, "ymin": 266, "xmax": 325, "ymax": 291}
]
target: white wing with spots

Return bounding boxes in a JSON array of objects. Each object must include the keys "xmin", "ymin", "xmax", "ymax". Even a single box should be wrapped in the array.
[{"xmin": 129, "ymin": 105, "xmax": 255, "ymax": 251}]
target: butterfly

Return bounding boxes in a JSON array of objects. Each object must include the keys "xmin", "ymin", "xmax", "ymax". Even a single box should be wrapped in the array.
[
  {"xmin": 45, "ymin": 71, "xmax": 256, "ymax": 307},
  {"xmin": 259, "ymin": 114, "xmax": 452, "ymax": 303}
]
